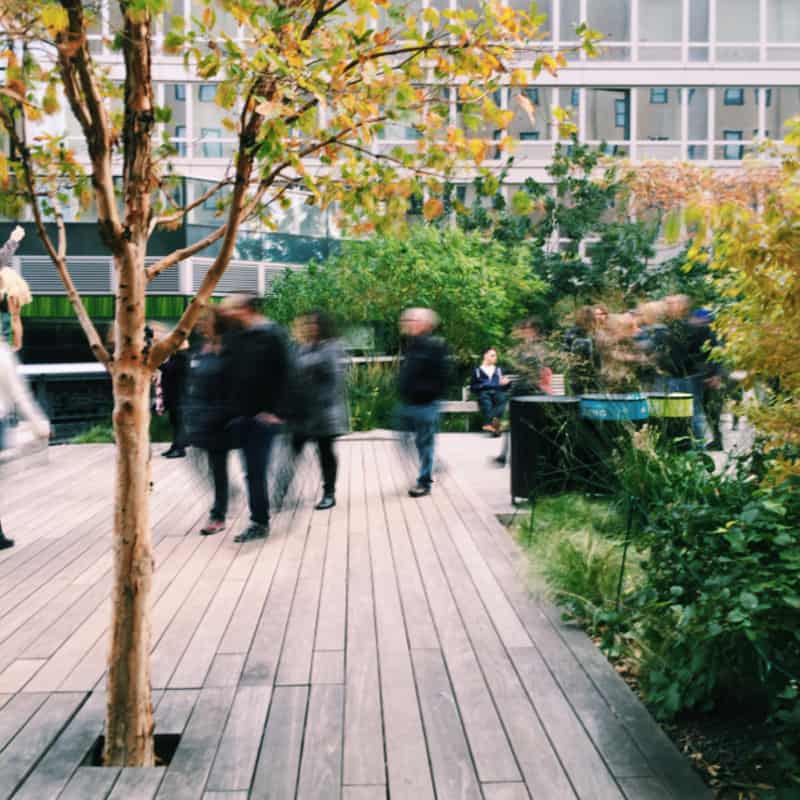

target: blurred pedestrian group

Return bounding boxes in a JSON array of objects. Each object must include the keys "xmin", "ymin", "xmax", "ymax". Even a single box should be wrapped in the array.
[
  {"xmin": 472, "ymin": 294, "xmax": 734, "ymax": 453},
  {"xmin": 0, "ymin": 281, "xmax": 733, "ymax": 552},
  {"xmin": 166, "ymin": 298, "xmax": 451, "ymax": 542}
]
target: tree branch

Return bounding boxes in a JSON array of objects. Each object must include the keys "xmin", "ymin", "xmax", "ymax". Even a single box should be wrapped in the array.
[
  {"xmin": 57, "ymin": 0, "xmax": 124, "ymax": 247},
  {"xmin": 0, "ymin": 106, "xmax": 110, "ymax": 364},
  {"xmin": 147, "ymin": 176, "xmax": 233, "ymax": 237},
  {"xmin": 301, "ymin": 0, "xmax": 349, "ymax": 40}
]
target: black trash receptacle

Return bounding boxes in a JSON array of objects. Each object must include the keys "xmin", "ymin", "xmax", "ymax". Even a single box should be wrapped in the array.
[{"xmin": 510, "ymin": 396, "xmax": 581, "ymax": 501}]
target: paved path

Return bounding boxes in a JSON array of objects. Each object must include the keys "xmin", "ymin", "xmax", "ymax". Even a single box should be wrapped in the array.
[{"xmin": 0, "ymin": 437, "xmax": 709, "ymax": 799}]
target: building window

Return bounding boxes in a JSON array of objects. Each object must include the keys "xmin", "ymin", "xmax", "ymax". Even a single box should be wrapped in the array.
[
  {"xmin": 201, "ymin": 128, "xmax": 222, "ymax": 157},
  {"xmin": 493, "ymin": 89, "xmax": 503, "ymax": 107},
  {"xmin": 570, "ymin": 89, "xmax": 580, "ymax": 107},
  {"xmin": 174, "ymin": 124, "xmax": 186, "ymax": 157},
  {"xmin": 198, "ymin": 84, "xmax": 216, "ymax": 103},
  {"xmin": 615, "ymin": 98, "xmax": 627, "ymax": 128},
  {"xmin": 724, "ymin": 88, "xmax": 745, "ymax": 105},
  {"xmin": 523, "ymin": 88, "xmax": 539, "ymax": 105},
  {"xmin": 723, "ymin": 130, "xmax": 744, "ymax": 159},
  {"xmin": 520, "ymin": 131, "xmax": 541, "ymax": 140},
  {"xmin": 650, "ymin": 88, "xmax": 668, "ymax": 104},
  {"xmin": 174, "ymin": 84, "xmax": 186, "ymax": 102},
  {"xmin": 755, "ymin": 88, "xmax": 773, "ymax": 106},
  {"xmin": 687, "ymin": 88, "xmax": 696, "ymax": 104}
]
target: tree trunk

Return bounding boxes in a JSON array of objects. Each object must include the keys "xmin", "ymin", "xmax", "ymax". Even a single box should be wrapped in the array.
[{"xmin": 103, "ymin": 360, "xmax": 155, "ymax": 767}]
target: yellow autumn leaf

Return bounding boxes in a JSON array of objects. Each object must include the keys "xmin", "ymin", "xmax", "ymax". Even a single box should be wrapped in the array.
[
  {"xmin": 510, "ymin": 68, "xmax": 529, "ymax": 86},
  {"xmin": 41, "ymin": 3, "xmax": 69, "ymax": 35},
  {"xmin": 467, "ymin": 138, "xmax": 486, "ymax": 163},
  {"xmin": 42, "ymin": 84, "xmax": 59, "ymax": 115},
  {"xmin": 423, "ymin": 197, "xmax": 444, "ymax": 220},
  {"xmin": 422, "ymin": 7, "xmax": 440, "ymax": 27}
]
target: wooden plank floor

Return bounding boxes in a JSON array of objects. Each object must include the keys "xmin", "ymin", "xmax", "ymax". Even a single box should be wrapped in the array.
[{"xmin": 0, "ymin": 440, "xmax": 710, "ymax": 800}]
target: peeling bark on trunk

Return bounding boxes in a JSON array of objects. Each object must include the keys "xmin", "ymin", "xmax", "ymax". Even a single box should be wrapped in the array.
[{"xmin": 103, "ymin": 359, "xmax": 155, "ymax": 767}]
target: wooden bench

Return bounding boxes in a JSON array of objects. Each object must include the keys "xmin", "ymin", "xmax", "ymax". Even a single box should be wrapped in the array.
[
  {"xmin": 440, "ymin": 388, "xmax": 479, "ymax": 431},
  {"xmin": 439, "ymin": 374, "xmax": 567, "ymax": 431}
]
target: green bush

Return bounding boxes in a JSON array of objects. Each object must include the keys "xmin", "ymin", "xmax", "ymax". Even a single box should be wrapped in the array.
[
  {"xmin": 623, "ymin": 446, "xmax": 800, "ymax": 723},
  {"xmin": 346, "ymin": 362, "xmax": 399, "ymax": 432},
  {"xmin": 70, "ymin": 414, "xmax": 175, "ymax": 444},
  {"xmin": 266, "ymin": 225, "xmax": 546, "ymax": 361},
  {"xmin": 70, "ymin": 424, "xmax": 115, "ymax": 444}
]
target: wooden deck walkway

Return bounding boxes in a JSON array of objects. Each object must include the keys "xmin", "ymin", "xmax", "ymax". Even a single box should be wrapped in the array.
[{"xmin": 0, "ymin": 439, "xmax": 709, "ymax": 800}]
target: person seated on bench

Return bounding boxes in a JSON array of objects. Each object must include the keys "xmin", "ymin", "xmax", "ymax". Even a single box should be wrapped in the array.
[{"xmin": 470, "ymin": 347, "xmax": 511, "ymax": 435}]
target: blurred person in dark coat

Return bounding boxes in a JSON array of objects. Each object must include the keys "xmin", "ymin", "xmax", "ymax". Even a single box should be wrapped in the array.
[
  {"xmin": 211, "ymin": 294, "xmax": 291, "ymax": 543},
  {"xmin": 287, "ymin": 310, "xmax": 349, "ymax": 510},
  {"xmin": 395, "ymin": 308, "xmax": 449, "ymax": 498},
  {"xmin": 159, "ymin": 338, "xmax": 191, "ymax": 459}
]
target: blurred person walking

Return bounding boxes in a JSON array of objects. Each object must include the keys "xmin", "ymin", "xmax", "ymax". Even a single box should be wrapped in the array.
[
  {"xmin": 0, "ymin": 337, "xmax": 50, "ymax": 548},
  {"xmin": 395, "ymin": 308, "xmax": 449, "ymax": 498},
  {"xmin": 213, "ymin": 294, "xmax": 291, "ymax": 542},
  {"xmin": 563, "ymin": 304, "xmax": 606, "ymax": 394},
  {"xmin": 653, "ymin": 295, "xmax": 720, "ymax": 447},
  {"xmin": 183, "ymin": 307, "xmax": 232, "ymax": 536},
  {"xmin": 0, "ymin": 226, "xmax": 31, "ymax": 353},
  {"xmin": 159, "ymin": 338, "xmax": 191, "ymax": 459},
  {"xmin": 286, "ymin": 311, "xmax": 348, "ymax": 510}
]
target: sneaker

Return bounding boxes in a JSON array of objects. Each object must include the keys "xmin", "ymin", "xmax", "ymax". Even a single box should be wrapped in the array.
[
  {"xmin": 0, "ymin": 534, "xmax": 14, "ymax": 550},
  {"xmin": 234, "ymin": 523, "xmax": 269, "ymax": 543},
  {"xmin": 200, "ymin": 518, "xmax": 225, "ymax": 536},
  {"xmin": 163, "ymin": 448, "xmax": 186, "ymax": 459},
  {"xmin": 408, "ymin": 484, "xmax": 431, "ymax": 498},
  {"xmin": 315, "ymin": 495, "xmax": 335, "ymax": 511},
  {"xmin": 481, "ymin": 424, "xmax": 495, "ymax": 433}
]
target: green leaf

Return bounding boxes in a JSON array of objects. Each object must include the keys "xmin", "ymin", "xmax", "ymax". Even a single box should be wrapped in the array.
[{"xmin": 739, "ymin": 592, "xmax": 758, "ymax": 611}]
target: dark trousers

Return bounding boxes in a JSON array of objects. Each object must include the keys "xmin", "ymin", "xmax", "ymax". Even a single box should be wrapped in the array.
[
  {"xmin": 478, "ymin": 390, "xmax": 508, "ymax": 424},
  {"xmin": 207, "ymin": 418, "xmax": 278, "ymax": 526},
  {"xmin": 167, "ymin": 404, "xmax": 186, "ymax": 450},
  {"xmin": 292, "ymin": 434, "xmax": 338, "ymax": 496}
]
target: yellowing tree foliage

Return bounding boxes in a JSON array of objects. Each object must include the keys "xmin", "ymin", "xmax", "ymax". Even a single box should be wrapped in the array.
[{"xmin": 629, "ymin": 122, "xmax": 800, "ymax": 474}]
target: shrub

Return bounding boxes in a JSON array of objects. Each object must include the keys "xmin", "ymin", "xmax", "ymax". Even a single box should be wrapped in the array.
[
  {"xmin": 346, "ymin": 362, "xmax": 399, "ymax": 432},
  {"xmin": 266, "ymin": 225, "xmax": 546, "ymax": 361},
  {"xmin": 622, "ymin": 445, "xmax": 800, "ymax": 722}
]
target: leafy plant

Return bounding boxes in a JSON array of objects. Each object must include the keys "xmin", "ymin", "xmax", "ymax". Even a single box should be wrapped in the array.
[
  {"xmin": 266, "ymin": 225, "xmax": 546, "ymax": 361},
  {"xmin": 619, "ymin": 445, "xmax": 800, "ymax": 726},
  {"xmin": 70, "ymin": 423, "xmax": 115, "ymax": 444},
  {"xmin": 346, "ymin": 362, "xmax": 399, "ymax": 432}
]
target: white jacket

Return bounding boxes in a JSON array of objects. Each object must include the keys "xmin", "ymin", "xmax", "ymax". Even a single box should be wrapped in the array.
[{"xmin": 0, "ymin": 342, "xmax": 50, "ymax": 439}]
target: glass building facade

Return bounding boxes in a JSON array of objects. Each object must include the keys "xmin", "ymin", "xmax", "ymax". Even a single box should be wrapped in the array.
[{"xmin": 61, "ymin": 0, "xmax": 800, "ymax": 169}]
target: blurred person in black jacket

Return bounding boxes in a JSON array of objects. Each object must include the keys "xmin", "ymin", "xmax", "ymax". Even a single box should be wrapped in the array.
[
  {"xmin": 210, "ymin": 294, "xmax": 291, "ymax": 543},
  {"xmin": 653, "ymin": 295, "xmax": 721, "ymax": 447},
  {"xmin": 159, "ymin": 339, "xmax": 191, "ymax": 458},
  {"xmin": 395, "ymin": 308, "xmax": 449, "ymax": 498}
]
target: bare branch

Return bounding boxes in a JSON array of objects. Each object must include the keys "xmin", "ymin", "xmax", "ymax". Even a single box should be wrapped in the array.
[{"xmin": 147, "ymin": 176, "xmax": 233, "ymax": 237}]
